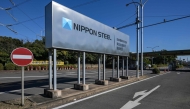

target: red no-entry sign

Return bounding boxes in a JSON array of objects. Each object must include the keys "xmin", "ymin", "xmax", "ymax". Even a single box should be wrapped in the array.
[{"xmin": 11, "ymin": 47, "xmax": 33, "ymax": 66}]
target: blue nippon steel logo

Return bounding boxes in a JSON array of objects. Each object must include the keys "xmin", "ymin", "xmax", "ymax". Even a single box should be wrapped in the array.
[{"xmin": 62, "ymin": 17, "xmax": 72, "ymax": 30}]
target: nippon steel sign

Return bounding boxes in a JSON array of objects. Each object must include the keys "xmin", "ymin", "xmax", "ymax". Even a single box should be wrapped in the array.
[{"xmin": 45, "ymin": 1, "xmax": 129, "ymax": 56}]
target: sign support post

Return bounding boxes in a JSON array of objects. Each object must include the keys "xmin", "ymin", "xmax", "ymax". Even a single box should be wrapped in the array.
[
  {"xmin": 49, "ymin": 49, "xmax": 52, "ymax": 89},
  {"xmin": 83, "ymin": 52, "xmax": 85, "ymax": 84},
  {"xmin": 21, "ymin": 66, "xmax": 24, "ymax": 106},
  {"xmin": 122, "ymin": 57, "xmax": 124, "ymax": 76},
  {"xmin": 98, "ymin": 54, "xmax": 101, "ymax": 80},
  {"xmin": 112, "ymin": 57, "xmax": 115, "ymax": 78},
  {"xmin": 77, "ymin": 52, "xmax": 80, "ymax": 84},
  {"xmin": 117, "ymin": 56, "xmax": 119, "ymax": 78},
  {"xmin": 53, "ymin": 49, "xmax": 57, "ymax": 90},
  {"xmin": 126, "ymin": 57, "xmax": 129, "ymax": 77}
]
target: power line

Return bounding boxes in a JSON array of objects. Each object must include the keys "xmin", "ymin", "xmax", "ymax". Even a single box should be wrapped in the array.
[
  {"xmin": 140, "ymin": 15, "xmax": 190, "ymax": 29},
  {"xmin": 9, "ymin": 0, "xmax": 15, "ymax": 6},
  {"xmin": 8, "ymin": 0, "xmax": 101, "ymax": 26},
  {"xmin": 16, "ymin": 6, "xmax": 43, "ymax": 29},
  {"xmin": 144, "ymin": 14, "xmax": 190, "ymax": 18},
  {"xmin": 2, "ymin": 0, "xmax": 100, "ymax": 40},
  {"xmin": 1, "ymin": 0, "xmax": 39, "ymax": 37},
  {"xmin": 115, "ymin": 22, "xmax": 136, "ymax": 30},
  {"xmin": 5, "ymin": 10, "xmax": 17, "ymax": 21},
  {"xmin": 71, "ymin": 0, "xmax": 100, "ymax": 8},
  {"xmin": 9, "ymin": 0, "xmax": 31, "ymax": 9},
  {"xmin": 11, "ymin": 15, "xmax": 44, "ymax": 26},
  {"xmin": 0, "ymin": 0, "xmax": 31, "ymax": 10},
  {"xmin": 20, "ymin": 23, "xmax": 38, "ymax": 34},
  {"xmin": 0, "ymin": 22, "xmax": 17, "ymax": 33},
  {"xmin": 115, "ymin": 12, "xmax": 136, "ymax": 27},
  {"xmin": 9, "ymin": 0, "xmax": 43, "ymax": 29}
]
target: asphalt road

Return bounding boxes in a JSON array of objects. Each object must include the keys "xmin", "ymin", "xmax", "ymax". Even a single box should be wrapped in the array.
[
  {"xmin": 0, "ymin": 69, "xmax": 152, "ymax": 101},
  {"xmin": 54, "ymin": 71, "xmax": 190, "ymax": 109}
]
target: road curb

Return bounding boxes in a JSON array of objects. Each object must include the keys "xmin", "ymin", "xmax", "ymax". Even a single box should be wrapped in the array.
[{"xmin": 27, "ymin": 76, "xmax": 149, "ymax": 109}]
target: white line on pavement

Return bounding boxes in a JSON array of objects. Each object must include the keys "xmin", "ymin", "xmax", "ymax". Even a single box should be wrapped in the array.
[
  {"xmin": 0, "ymin": 87, "xmax": 34, "ymax": 95},
  {"xmin": 0, "ymin": 76, "xmax": 47, "ymax": 79},
  {"xmin": 53, "ymin": 72, "xmax": 171, "ymax": 109}
]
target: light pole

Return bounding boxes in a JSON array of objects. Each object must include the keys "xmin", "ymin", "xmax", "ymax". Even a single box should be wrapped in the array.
[
  {"xmin": 126, "ymin": 0, "xmax": 148, "ymax": 76},
  {"xmin": 147, "ymin": 46, "xmax": 159, "ymax": 65}
]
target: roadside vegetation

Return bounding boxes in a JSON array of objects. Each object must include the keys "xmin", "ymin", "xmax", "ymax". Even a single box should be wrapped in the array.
[
  {"xmin": 0, "ymin": 36, "xmax": 183, "ymax": 70},
  {"xmin": 152, "ymin": 67, "xmax": 160, "ymax": 74}
]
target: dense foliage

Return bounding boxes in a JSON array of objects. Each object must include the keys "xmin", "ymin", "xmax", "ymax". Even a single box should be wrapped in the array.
[
  {"xmin": 0, "ymin": 36, "xmax": 177, "ymax": 70},
  {"xmin": 5, "ymin": 63, "xmax": 16, "ymax": 70},
  {"xmin": 0, "ymin": 63, "xmax": 4, "ymax": 70},
  {"xmin": 0, "ymin": 36, "xmax": 106, "ymax": 67},
  {"xmin": 152, "ymin": 67, "xmax": 160, "ymax": 74}
]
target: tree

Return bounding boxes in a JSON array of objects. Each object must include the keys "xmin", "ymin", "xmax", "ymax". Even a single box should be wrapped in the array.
[
  {"xmin": 153, "ymin": 49, "xmax": 176, "ymax": 64},
  {"xmin": 0, "ymin": 36, "xmax": 23, "ymax": 65},
  {"xmin": 24, "ymin": 38, "xmax": 48, "ymax": 60}
]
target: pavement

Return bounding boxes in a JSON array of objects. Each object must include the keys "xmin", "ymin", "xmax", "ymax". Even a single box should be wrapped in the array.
[
  {"xmin": 0, "ymin": 69, "xmax": 153, "ymax": 101},
  {"xmin": 54, "ymin": 70, "xmax": 190, "ymax": 109},
  {"xmin": 1, "ymin": 67, "xmax": 189, "ymax": 109},
  {"xmin": 0, "ymin": 69, "xmax": 174, "ymax": 109}
]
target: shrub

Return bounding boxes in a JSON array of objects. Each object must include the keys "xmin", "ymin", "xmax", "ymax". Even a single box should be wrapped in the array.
[
  {"xmin": 5, "ymin": 63, "xmax": 16, "ymax": 70},
  {"xmin": 157, "ymin": 64, "xmax": 167, "ymax": 67},
  {"xmin": 15, "ymin": 66, "xmax": 22, "ymax": 70},
  {"xmin": 72, "ymin": 64, "xmax": 77, "ymax": 68},
  {"xmin": 0, "ymin": 63, "xmax": 4, "ymax": 70},
  {"xmin": 152, "ymin": 64, "xmax": 157, "ymax": 68},
  {"xmin": 176, "ymin": 65, "xmax": 183, "ymax": 69},
  {"xmin": 152, "ymin": 67, "xmax": 160, "ymax": 74}
]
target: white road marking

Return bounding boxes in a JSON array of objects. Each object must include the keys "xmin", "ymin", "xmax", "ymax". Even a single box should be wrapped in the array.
[
  {"xmin": 0, "ymin": 88, "xmax": 34, "ymax": 95},
  {"xmin": 52, "ymin": 72, "xmax": 170, "ymax": 109},
  {"xmin": 65, "ymin": 72, "xmax": 76, "ymax": 73},
  {"xmin": 13, "ymin": 54, "xmax": 32, "ymax": 59},
  {"xmin": 133, "ymin": 90, "xmax": 147, "ymax": 99},
  {"xmin": 0, "ymin": 77, "xmax": 21, "ymax": 79},
  {"xmin": 120, "ymin": 85, "xmax": 160, "ymax": 109},
  {"xmin": 65, "ymin": 73, "xmax": 97, "ymax": 75},
  {"xmin": 0, "ymin": 72, "xmax": 97, "ymax": 79},
  {"xmin": 0, "ymin": 76, "xmax": 47, "ymax": 79}
]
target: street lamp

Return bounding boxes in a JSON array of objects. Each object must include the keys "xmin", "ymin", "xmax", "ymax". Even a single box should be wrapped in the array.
[
  {"xmin": 147, "ymin": 46, "xmax": 159, "ymax": 65},
  {"xmin": 126, "ymin": 0, "xmax": 148, "ymax": 76}
]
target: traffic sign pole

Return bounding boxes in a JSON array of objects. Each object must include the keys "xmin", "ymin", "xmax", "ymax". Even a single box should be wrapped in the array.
[
  {"xmin": 21, "ymin": 66, "xmax": 24, "ymax": 106},
  {"xmin": 11, "ymin": 47, "xmax": 33, "ymax": 106}
]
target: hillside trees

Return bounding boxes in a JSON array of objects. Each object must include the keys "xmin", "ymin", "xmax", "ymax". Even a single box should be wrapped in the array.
[
  {"xmin": 0, "ymin": 36, "xmax": 176, "ymax": 66},
  {"xmin": 0, "ymin": 36, "xmax": 101, "ymax": 65},
  {"xmin": 0, "ymin": 36, "xmax": 23, "ymax": 65}
]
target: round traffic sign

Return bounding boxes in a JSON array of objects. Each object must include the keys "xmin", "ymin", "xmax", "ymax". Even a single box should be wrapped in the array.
[{"xmin": 11, "ymin": 47, "xmax": 33, "ymax": 66}]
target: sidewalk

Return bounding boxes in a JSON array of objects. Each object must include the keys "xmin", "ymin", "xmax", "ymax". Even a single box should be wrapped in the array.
[{"xmin": 0, "ymin": 71, "xmax": 164, "ymax": 109}]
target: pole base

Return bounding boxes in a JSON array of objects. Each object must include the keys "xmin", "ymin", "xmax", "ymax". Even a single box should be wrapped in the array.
[
  {"xmin": 120, "ymin": 76, "xmax": 129, "ymax": 79},
  {"xmin": 95, "ymin": 79, "xmax": 108, "ymax": 85},
  {"xmin": 110, "ymin": 77, "xmax": 121, "ymax": 82},
  {"xmin": 74, "ymin": 84, "xmax": 89, "ymax": 91},
  {"xmin": 44, "ymin": 89, "xmax": 62, "ymax": 98}
]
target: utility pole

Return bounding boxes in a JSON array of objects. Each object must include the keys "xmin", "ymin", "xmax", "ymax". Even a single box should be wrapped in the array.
[{"xmin": 136, "ymin": 5, "xmax": 140, "ymax": 78}]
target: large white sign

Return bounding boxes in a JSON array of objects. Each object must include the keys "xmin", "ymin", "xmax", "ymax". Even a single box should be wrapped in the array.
[{"xmin": 45, "ymin": 1, "xmax": 130, "ymax": 56}]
